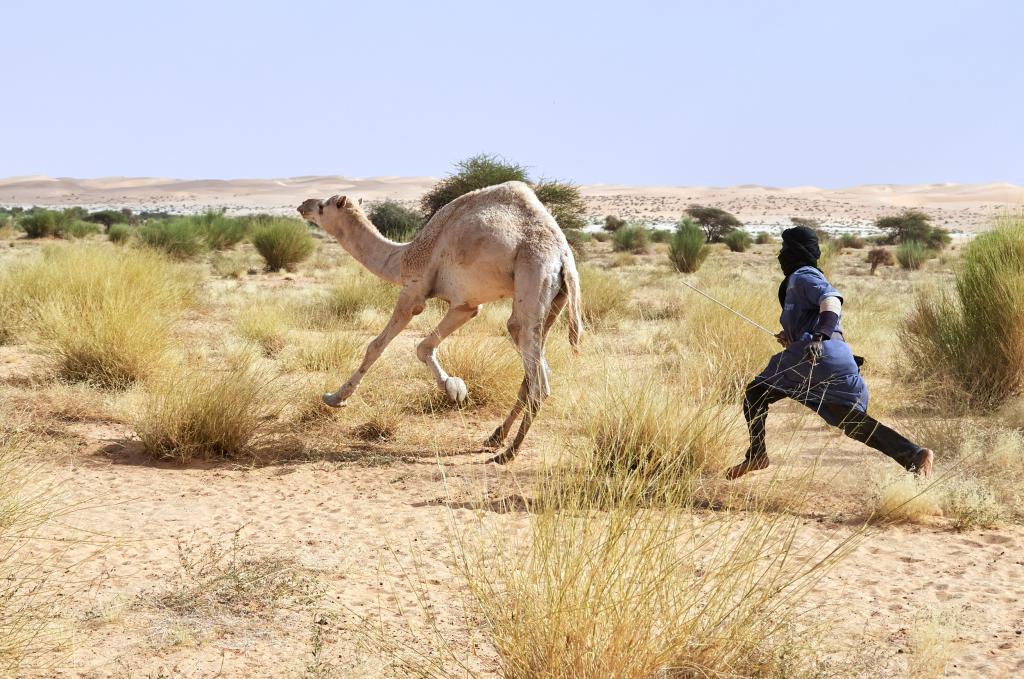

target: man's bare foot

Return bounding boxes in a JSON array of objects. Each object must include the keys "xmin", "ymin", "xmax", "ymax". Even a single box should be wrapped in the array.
[
  {"xmin": 911, "ymin": 448, "xmax": 934, "ymax": 478},
  {"xmin": 726, "ymin": 456, "xmax": 769, "ymax": 480}
]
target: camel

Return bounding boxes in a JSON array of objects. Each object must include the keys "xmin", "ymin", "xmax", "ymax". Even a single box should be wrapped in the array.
[{"xmin": 297, "ymin": 181, "xmax": 583, "ymax": 463}]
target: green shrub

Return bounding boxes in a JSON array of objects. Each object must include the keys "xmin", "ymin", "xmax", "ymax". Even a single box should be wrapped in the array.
[
  {"xmin": 668, "ymin": 219, "xmax": 710, "ymax": 273},
  {"xmin": 17, "ymin": 211, "xmax": 58, "ymax": 238},
  {"xmin": 648, "ymin": 228, "xmax": 671, "ymax": 244},
  {"xmin": 533, "ymin": 180, "xmax": 587, "ymax": 231},
  {"xmin": 367, "ymin": 200, "xmax": 424, "ymax": 241},
  {"xmin": 421, "ymin": 154, "xmax": 529, "ymax": 218},
  {"xmin": 723, "ymin": 230, "xmax": 752, "ymax": 252},
  {"xmin": 896, "ymin": 241, "xmax": 930, "ymax": 270},
  {"xmin": 139, "ymin": 218, "xmax": 206, "ymax": 259},
  {"xmin": 194, "ymin": 211, "xmax": 248, "ymax": 250},
  {"xmin": 685, "ymin": 205, "xmax": 742, "ymax": 242},
  {"xmin": 60, "ymin": 220, "xmax": 100, "ymax": 239},
  {"xmin": 591, "ymin": 231, "xmax": 611, "ymax": 243},
  {"xmin": 85, "ymin": 209, "xmax": 130, "ymax": 229},
  {"xmin": 876, "ymin": 209, "xmax": 950, "ymax": 250},
  {"xmin": 754, "ymin": 231, "xmax": 774, "ymax": 245},
  {"xmin": 420, "ymin": 153, "xmax": 586, "ymax": 230},
  {"xmin": 251, "ymin": 218, "xmax": 315, "ymax": 271},
  {"xmin": 902, "ymin": 217, "xmax": 1024, "ymax": 408},
  {"xmin": 611, "ymin": 224, "xmax": 649, "ymax": 253},
  {"xmin": 107, "ymin": 223, "xmax": 132, "ymax": 245}
]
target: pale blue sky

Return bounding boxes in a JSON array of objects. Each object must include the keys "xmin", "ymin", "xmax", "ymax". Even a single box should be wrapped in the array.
[{"xmin": 2, "ymin": 1, "xmax": 1021, "ymax": 186}]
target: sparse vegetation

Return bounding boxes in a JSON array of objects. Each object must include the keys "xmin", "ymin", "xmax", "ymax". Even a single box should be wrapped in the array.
[
  {"xmin": 686, "ymin": 205, "xmax": 743, "ymax": 242},
  {"xmin": 251, "ymin": 217, "xmax": 315, "ymax": 271}
]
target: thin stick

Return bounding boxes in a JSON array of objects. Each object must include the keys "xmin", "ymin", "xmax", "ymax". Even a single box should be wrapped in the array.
[{"xmin": 679, "ymin": 279, "xmax": 776, "ymax": 337}]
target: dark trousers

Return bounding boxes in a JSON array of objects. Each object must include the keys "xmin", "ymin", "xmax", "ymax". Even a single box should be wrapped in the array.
[{"xmin": 742, "ymin": 380, "xmax": 922, "ymax": 470}]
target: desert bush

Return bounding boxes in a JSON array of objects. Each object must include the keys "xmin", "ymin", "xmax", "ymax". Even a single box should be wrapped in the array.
[
  {"xmin": 685, "ymin": 204, "xmax": 742, "ymax": 242},
  {"xmin": 790, "ymin": 216, "xmax": 822, "ymax": 231},
  {"xmin": 603, "ymin": 215, "xmax": 626, "ymax": 232},
  {"xmin": 723, "ymin": 229, "xmax": 753, "ymax": 252},
  {"xmin": 901, "ymin": 218, "xmax": 1024, "ymax": 408},
  {"xmin": 876, "ymin": 209, "xmax": 950, "ymax": 250},
  {"xmin": 138, "ymin": 218, "xmax": 206, "ymax": 259},
  {"xmin": 838, "ymin": 233, "xmax": 865, "ymax": 249},
  {"xmin": 135, "ymin": 359, "xmax": 281, "ymax": 462},
  {"xmin": 896, "ymin": 241, "xmax": 931, "ymax": 270},
  {"xmin": 420, "ymin": 154, "xmax": 586, "ymax": 230},
  {"xmin": 17, "ymin": 211, "xmax": 58, "ymax": 239},
  {"xmin": 908, "ymin": 608, "xmax": 959, "ymax": 679},
  {"xmin": 107, "ymin": 223, "xmax": 132, "ymax": 245},
  {"xmin": 367, "ymin": 200, "xmax": 425, "ymax": 241},
  {"xmin": 562, "ymin": 228, "xmax": 589, "ymax": 260},
  {"xmin": 60, "ymin": 219, "xmax": 100, "ymax": 239},
  {"xmin": 942, "ymin": 476, "xmax": 1002, "ymax": 530},
  {"xmin": 590, "ymin": 231, "xmax": 610, "ymax": 243},
  {"xmin": 251, "ymin": 218, "xmax": 315, "ymax": 271},
  {"xmin": 647, "ymin": 228, "xmax": 671, "ymax": 244},
  {"xmin": 578, "ymin": 265, "xmax": 629, "ymax": 329},
  {"xmin": 611, "ymin": 224, "xmax": 649, "ymax": 253},
  {"xmin": 668, "ymin": 219, "xmax": 710, "ymax": 273},
  {"xmin": 755, "ymin": 231, "xmax": 774, "ymax": 244},
  {"xmin": 870, "ymin": 473, "xmax": 942, "ymax": 524},
  {"xmin": 867, "ymin": 247, "xmax": 895, "ymax": 274},
  {"xmin": 84, "ymin": 209, "xmax": 129, "ymax": 229},
  {"xmin": 193, "ymin": 211, "xmax": 249, "ymax": 250},
  {"xmin": 1, "ymin": 245, "xmax": 194, "ymax": 386}
]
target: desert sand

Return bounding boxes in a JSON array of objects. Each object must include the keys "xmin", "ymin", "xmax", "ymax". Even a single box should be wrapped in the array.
[{"xmin": 2, "ymin": 175, "xmax": 1022, "ymax": 234}]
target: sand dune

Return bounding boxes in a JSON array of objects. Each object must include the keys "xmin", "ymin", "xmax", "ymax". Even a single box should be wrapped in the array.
[{"xmin": 1, "ymin": 175, "xmax": 1022, "ymax": 232}]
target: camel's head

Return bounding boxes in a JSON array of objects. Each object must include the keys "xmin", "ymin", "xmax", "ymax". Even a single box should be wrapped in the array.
[{"xmin": 297, "ymin": 195, "xmax": 359, "ymax": 226}]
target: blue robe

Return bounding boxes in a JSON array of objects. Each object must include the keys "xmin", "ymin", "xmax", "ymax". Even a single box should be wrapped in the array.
[{"xmin": 753, "ymin": 266, "xmax": 869, "ymax": 414}]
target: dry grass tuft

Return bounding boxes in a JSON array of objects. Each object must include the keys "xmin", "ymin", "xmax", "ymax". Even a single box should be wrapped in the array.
[
  {"xmin": 235, "ymin": 304, "xmax": 290, "ymax": 357},
  {"xmin": 0, "ymin": 244, "xmax": 195, "ymax": 387},
  {"xmin": 134, "ymin": 358, "xmax": 282, "ymax": 462},
  {"xmin": 869, "ymin": 473, "xmax": 943, "ymax": 524},
  {"xmin": 294, "ymin": 270, "xmax": 399, "ymax": 330},
  {"xmin": 908, "ymin": 608, "xmax": 959, "ymax": 679},
  {"xmin": 288, "ymin": 333, "xmax": 363, "ymax": 373},
  {"xmin": 578, "ymin": 265, "xmax": 630, "ymax": 330},
  {"xmin": 412, "ymin": 337, "xmax": 522, "ymax": 412}
]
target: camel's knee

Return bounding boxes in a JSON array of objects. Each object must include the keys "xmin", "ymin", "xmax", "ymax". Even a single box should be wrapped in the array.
[{"xmin": 506, "ymin": 319, "xmax": 521, "ymax": 343}]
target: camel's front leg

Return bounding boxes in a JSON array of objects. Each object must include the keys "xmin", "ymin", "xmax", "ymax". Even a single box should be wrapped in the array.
[
  {"xmin": 323, "ymin": 292, "xmax": 424, "ymax": 407},
  {"xmin": 416, "ymin": 303, "xmax": 479, "ymax": 403}
]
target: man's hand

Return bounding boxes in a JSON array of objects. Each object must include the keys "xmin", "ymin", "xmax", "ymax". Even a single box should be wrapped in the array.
[
  {"xmin": 805, "ymin": 335, "xmax": 827, "ymax": 361},
  {"xmin": 775, "ymin": 331, "xmax": 789, "ymax": 348}
]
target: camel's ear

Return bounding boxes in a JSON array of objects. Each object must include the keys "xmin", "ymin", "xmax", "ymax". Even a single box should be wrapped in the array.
[{"xmin": 336, "ymin": 196, "xmax": 348, "ymax": 209}]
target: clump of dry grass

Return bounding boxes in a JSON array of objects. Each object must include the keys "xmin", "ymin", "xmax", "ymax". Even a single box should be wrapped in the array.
[
  {"xmin": 0, "ymin": 244, "xmax": 195, "ymax": 386},
  {"xmin": 351, "ymin": 400, "xmax": 403, "ymax": 442},
  {"xmin": 908, "ymin": 608, "xmax": 959, "ymax": 679},
  {"xmin": 151, "ymin": 528, "xmax": 320, "ymax": 618},
  {"xmin": 235, "ymin": 304, "xmax": 290, "ymax": 357},
  {"xmin": 287, "ymin": 333, "xmax": 363, "ymax": 373},
  {"xmin": 942, "ymin": 476, "xmax": 1002, "ymax": 530},
  {"xmin": 412, "ymin": 337, "xmax": 523, "ymax": 412},
  {"xmin": 869, "ymin": 472, "xmax": 942, "ymax": 524},
  {"xmin": 0, "ymin": 424, "xmax": 65, "ymax": 672},
  {"xmin": 134, "ymin": 359, "xmax": 282, "ymax": 462},
  {"xmin": 294, "ymin": 270, "xmax": 398, "ymax": 330},
  {"xmin": 578, "ymin": 265, "xmax": 630, "ymax": 330}
]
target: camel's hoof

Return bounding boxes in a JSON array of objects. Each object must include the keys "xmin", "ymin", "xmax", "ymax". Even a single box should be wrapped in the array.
[
  {"xmin": 445, "ymin": 376, "xmax": 468, "ymax": 404},
  {"xmin": 322, "ymin": 392, "xmax": 347, "ymax": 408},
  {"xmin": 487, "ymin": 449, "xmax": 517, "ymax": 465}
]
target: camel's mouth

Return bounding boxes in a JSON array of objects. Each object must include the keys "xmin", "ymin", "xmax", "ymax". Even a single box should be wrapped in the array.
[{"xmin": 297, "ymin": 198, "xmax": 322, "ymax": 220}]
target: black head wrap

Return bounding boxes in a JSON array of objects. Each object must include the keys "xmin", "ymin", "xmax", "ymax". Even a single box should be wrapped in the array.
[{"xmin": 777, "ymin": 226, "xmax": 821, "ymax": 307}]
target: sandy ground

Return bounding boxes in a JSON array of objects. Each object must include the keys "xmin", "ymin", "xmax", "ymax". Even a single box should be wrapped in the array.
[
  {"xmin": 20, "ymin": 421, "xmax": 1024, "ymax": 679},
  {"xmin": 2, "ymin": 175, "xmax": 1023, "ymax": 234}
]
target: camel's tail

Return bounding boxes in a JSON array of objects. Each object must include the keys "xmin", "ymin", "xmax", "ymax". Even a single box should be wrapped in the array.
[{"xmin": 561, "ymin": 248, "xmax": 583, "ymax": 352}]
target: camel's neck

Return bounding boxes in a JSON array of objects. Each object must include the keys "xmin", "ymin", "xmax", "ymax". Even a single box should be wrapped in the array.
[{"xmin": 322, "ymin": 211, "xmax": 406, "ymax": 284}]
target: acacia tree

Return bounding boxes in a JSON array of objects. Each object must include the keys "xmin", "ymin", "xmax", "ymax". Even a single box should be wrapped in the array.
[
  {"xmin": 684, "ymin": 205, "xmax": 742, "ymax": 243},
  {"xmin": 420, "ymin": 154, "xmax": 587, "ymax": 231},
  {"xmin": 875, "ymin": 209, "xmax": 951, "ymax": 249}
]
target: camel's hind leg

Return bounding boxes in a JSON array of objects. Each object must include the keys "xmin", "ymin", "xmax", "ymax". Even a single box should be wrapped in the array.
[
  {"xmin": 416, "ymin": 302, "xmax": 479, "ymax": 403},
  {"xmin": 487, "ymin": 269, "xmax": 565, "ymax": 463},
  {"xmin": 323, "ymin": 287, "xmax": 424, "ymax": 407}
]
